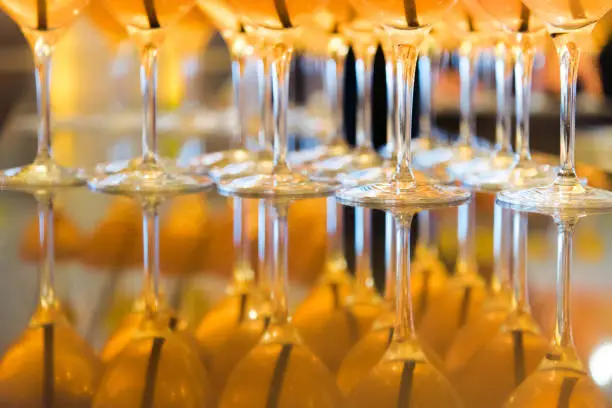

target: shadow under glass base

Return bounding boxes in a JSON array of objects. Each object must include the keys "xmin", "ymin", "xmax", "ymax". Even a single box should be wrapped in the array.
[{"xmin": 0, "ymin": 160, "xmax": 86, "ymax": 188}]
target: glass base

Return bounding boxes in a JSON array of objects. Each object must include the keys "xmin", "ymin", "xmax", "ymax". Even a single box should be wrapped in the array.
[
  {"xmin": 94, "ymin": 156, "xmax": 183, "ymax": 176},
  {"xmin": 189, "ymin": 148, "xmax": 257, "ymax": 174},
  {"xmin": 88, "ymin": 160, "xmax": 214, "ymax": 196},
  {"xmin": 310, "ymin": 148, "xmax": 382, "ymax": 182},
  {"xmin": 218, "ymin": 171, "xmax": 338, "ymax": 200},
  {"xmin": 463, "ymin": 162, "xmax": 554, "ymax": 192},
  {"xmin": 289, "ymin": 143, "xmax": 350, "ymax": 167},
  {"xmin": 336, "ymin": 181, "xmax": 471, "ymax": 211},
  {"xmin": 209, "ymin": 159, "xmax": 274, "ymax": 183},
  {"xmin": 497, "ymin": 180, "xmax": 612, "ymax": 213},
  {"xmin": 0, "ymin": 160, "xmax": 86, "ymax": 188},
  {"xmin": 414, "ymin": 144, "xmax": 487, "ymax": 172},
  {"xmin": 343, "ymin": 165, "xmax": 451, "ymax": 189}
]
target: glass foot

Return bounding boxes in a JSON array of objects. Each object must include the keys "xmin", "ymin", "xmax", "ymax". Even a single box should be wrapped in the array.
[
  {"xmin": 0, "ymin": 161, "xmax": 86, "ymax": 188},
  {"xmin": 210, "ymin": 159, "xmax": 274, "ymax": 182},
  {"xmin": 289, "ymin": 143, "xmax": 350, "ymax": 167},
  {"xmin": 336, "ymin": 181, "xmax": 471, "ymax": 211},
  {"xmin": 218, "ymin": 171, "xmax": 338, "ymax": 199},
  {"xmin": 342, "ymin": 165, "xmax": 449, "ymax": 188},
  {"xmin": 414, "ymin": 144, "xmax": 487, "ymax": 171},
  {"xmin": 497, "ymin": 180, "xmax": 612, "ymax": 212},
  {"xmin": 463, "ymin": 162, "xmax": 554, "ymax": 192},
  {"xmin": 310, "ymin": 148, "xmax": 382, "ymax": 182},
  {"xmin": 95, "ymin": 156, "xmax": 184, "ymax": 176},
  {"xmin": 88, "ymin": 161, "xmax": 214, "ymax": 196},
  {"xmin": 189, "ymin": 148, "xmax": 257, "ymax": 174}
]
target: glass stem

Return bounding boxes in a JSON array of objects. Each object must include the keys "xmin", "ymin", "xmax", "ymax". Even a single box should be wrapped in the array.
[
  {"xmin": 182, "ymin": 54, "xmax": 201, "ymax": 110},
  {"xmin": 457, "ymin": 39, "xmax": 479, "ymax": 148},
  {"xmin": 142, "ymin": 203, "xmax": 161, "ymax": 316},
  {"xmin": 257, "ymin": 200, "xmax": 272, "ymax": 294},
  {"xmin": 553, "ymin": 218, "xmax": 576, "ymax": 350},
  {"xmin": 384, "ymin": 47, "xmax": 396, "ymax": 155},
  {"xmin": 325, "ymin": 197, "xmax": 345, "ymax": 274},
  {"xmin": 384, "ymin": 212, "xmax": 396, "ymax": 302},
  {"xmin": 232, "ymin": 46, "xmax": 248, "ymax": 149},
  {"xmin": 511, "ymin": 211, "xmax": 529, "ymax": 314},
  {"xmin": 233, "ymin": 198, "xmax": 254, "ymax": 288},
  {"xmin": 456, "ymin": 200, "xmax": 478, "ymax": 279},
  {"xmin": 544, "ymin": 217, "xmax": 582, "ymax": 370},
  {"xmin": 418, "ymin": 41, "xmax": 437, "ymax": 146},
  {"xmin": 354, "ymin": 43, "xmax": 375, "ymax": 150},
  {"xmin": 271, "ymin": 42, "xmax": 293, "ymax": 174},
  {"xmin": 140, "ymin": 44, "xmax": 160, "ymax": 164},
  {"xmin": 553, "ymin": 35, "xmax": 581, "ymax": 184},
  {"xmin": 271, "ymin": 202, "xmax": 289, "ymax": 324},
  {"xmin": 492, "ymin": 203, "xmax": 512, "ymax": 294},
  {"xmin": 325, "ymin": 35, "xmax": 348, "ymax": 147},
  {"xmin": 393, "ymin": 213, "xmax": 416, "ymax": 343},
  {"xmin": 417, "ymin": 211, "xmax": 431, "ymax": 252},
  {"xmin": 514, "ymin": 34, "xmax": 536, "ymax": 164},
  {"xmin": 38, "ymin": 194, "xmax": 55, "ymax": 310},
  {"xmin": 355, "ymin": 207, "xmax": 374, "ymax": 293},
  {"xmin": 259, "ymin": 55, "xmax": 273, "ymax": 151},
  {"xmin": 494, "ymin": 40, "xmax": 513, "ymax": 155},
  {"xmin": 393, "ymin": 41, "xmax": 421, "ymax": 186},
  {"xmin": 32, "ymin": 37, "xmax": 53, "ymax": 162}
]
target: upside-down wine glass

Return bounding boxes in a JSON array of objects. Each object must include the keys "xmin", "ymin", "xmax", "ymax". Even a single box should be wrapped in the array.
[
  {"xmin": 497, "ymin": 0, "xmax": 612, "ymax": 210},
  {"xmin": 501, "ymin": 204, "xmax": 611, "ymax": 407},
  {"xmin": 87, "ymin": 0, "xmax": 210, "ymax": 194},
  {"xmin": 447, "ymin": 208, "xmax": 550, "ymax": 408},
  {"xmin": 0, "ymin": 0, "xmax": 89, "ymax": 186},
  {"xmin": 292, "ymin": 17, "xmax": 386, "ymax": 375},
  {"xmin": 0, "ymin": 191, "xmax": 102, "ymax": 407},
  {"xmin": 287, "ymin": 2, "xmax": 354, "ymax": 333}
]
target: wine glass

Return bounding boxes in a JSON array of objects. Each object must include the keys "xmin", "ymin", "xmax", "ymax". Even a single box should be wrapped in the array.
[
  {"xmin": 461, "ymin": 0, "xmax": 554, "ymax": 190},
  {"xmin": 92, "ymin": 193, "xmax": 215, "ymax": 407},
  {"xmin": 189, "ymin": 0, "xmax": 268, "ymax": 173},
  {"xmin": 216, "ymin": 0, "xmax": 339, "ymax": 199},
  {"xmin": 87, "ymin": 0, "xmax": 211, "ymax": 195},
  {"xmin": 497, "ymin": 0, "xmax": 612, "ymax": 210},
  {"xmin": 499, "ymin": 204, "xmax": 612, "ymax": 407},
  {"xmin": 0, "ymin": 192, "xmax": 102, "ymax": 407},
  {"xmin": 0, "ymin": 0, "xmax": 89, "ymax": 186},
  {"xmin": 446, "ymin": 208, "xmax": 549, "ymax": 408},
  {"xmin": 412, "ymin": 2, "xmax": 495, "ymax": 173}
]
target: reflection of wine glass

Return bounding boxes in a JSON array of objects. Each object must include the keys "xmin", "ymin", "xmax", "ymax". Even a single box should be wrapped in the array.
[
  {"xmin": 336, "ymin": 201, "xmax": 467, "ymax": 406},
  {"xmin": 497, "ymin": 0, "xmax": 612, "ymax": 210},
  {"xmin": 0, "ymin": 0, "xmax": 89, "ymax": 186},
  {"xmin": 291, "ymin": 17, "xmax": 385, "ymax": 375},
  {"xmin": 499, "ymin": 205, "xmax": 611, "ymax": 407},
  {"xmin": 93, "ymin": 198, "xmax": 215, "ymax": 407},
  {"xmin": 88, "ymin": 0, "xmax": 212, "ymax": 195},
  {"xmin": 0, "ymin": 193, "xmax": 102, "ymax": 407},
  {"xmin": 447, "ymin": 209, "xmax": 549, "ymax": 408},
  {"xmin": 218, "ymin": 199, "xmax": 341, "ymax": 407}
]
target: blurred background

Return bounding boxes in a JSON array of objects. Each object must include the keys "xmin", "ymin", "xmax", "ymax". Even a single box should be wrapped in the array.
[{"xmin": 0, "ymin": 4, "xmax": 611, "ymax": 400}]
